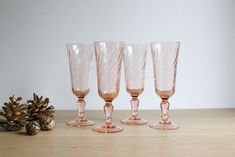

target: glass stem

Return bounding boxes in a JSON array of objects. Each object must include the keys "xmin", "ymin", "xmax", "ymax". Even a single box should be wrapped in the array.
[
  {"xmin": 131, "ymin": 97, "xmax": 139, "ymax": 118},
  {"xmin": 104, "ymin": 101, "xmax": 113, "ymax": 125},
  {"xmin": 160, "ymin": 98, "xmax": 170, "ymax": 123},
  {"xmin": 77, "ymin": 97, "xmax": 85, "ymax": 120}
]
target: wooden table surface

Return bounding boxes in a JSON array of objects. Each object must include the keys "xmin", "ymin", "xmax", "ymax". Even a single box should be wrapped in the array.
[{"xmin": 0, "ymin": 109, "xmax": 235, "ymax": 157}]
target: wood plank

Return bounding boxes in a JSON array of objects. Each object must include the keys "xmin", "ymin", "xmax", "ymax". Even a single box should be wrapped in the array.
[{"xmin": 0, "ymin": 109, "xmax": 235, "ymax": 157}]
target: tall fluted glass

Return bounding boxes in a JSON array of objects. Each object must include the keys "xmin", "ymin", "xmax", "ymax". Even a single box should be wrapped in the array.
[
  {"xmin": 121, "ymin": 43, "xmax": 148, "ymax": 125},
  {"xmin": 150, "ymin": 41, "xmax": 180, "ymax": 130},
  {"xmin": 92, "ymin": 41, "xmax": 124, "ymax": 133},
  {"xmin": 66, "ymin": 43, "xmax": 94, "ymax": 127}
]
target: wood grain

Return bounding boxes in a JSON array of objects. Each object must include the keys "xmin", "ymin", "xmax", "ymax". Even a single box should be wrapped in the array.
[{"xmin": 0, "ymin": 109, "xmax": 235, "ymax": 157}]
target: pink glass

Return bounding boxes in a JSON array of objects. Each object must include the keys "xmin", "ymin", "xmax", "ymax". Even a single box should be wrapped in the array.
[
  {"xmin": 150, "ymin": 41, "xmax": 180, "ymax": 130},
  {"xmin": 66, "ymin": 43, "xmax": 94, "ymax": 127},
  {"xmin": 92, "ymin": 41, "xmax": 124, "ymax": 133},
  {"xmin": 121, "ymin": 44, "xmax": 148, "ymax": 125}
]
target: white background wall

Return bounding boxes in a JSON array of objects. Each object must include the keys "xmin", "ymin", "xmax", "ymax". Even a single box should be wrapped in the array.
[{"xmin": 0, "ymin": 0, "xmax": 235, "ymax": 110}]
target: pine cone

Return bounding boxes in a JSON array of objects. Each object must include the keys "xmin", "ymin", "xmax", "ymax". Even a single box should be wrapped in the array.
[
  {"xmin": 27, "ymin": 93, "xmax": 55, "ymax": 121},
  {"xmin": 26, "ymin": 121, "xmax": 40, "ymax": 135},
  {"xmin": 39, "ymin": 116, "xmax": 55, "ymax": 131},
  {"xmin": 0, "ymin": 96, "xmax": 28, "ymax": 131}
]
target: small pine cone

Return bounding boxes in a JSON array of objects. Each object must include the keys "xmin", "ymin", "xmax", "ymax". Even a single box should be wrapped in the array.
[
  {"xmin": 0, "ymin": 95, "xmax": 28, "ymax": 131},
  {"xmin": 26, "ymin": 121, "xmax": 40, "ymax": 135},
  {"xmin": 39, "ymin": 116, "xmax": 55, "ymax": 131},
  {"xmin": 27, "ymin": 93, "xmax": 55, "ymax": 121}
]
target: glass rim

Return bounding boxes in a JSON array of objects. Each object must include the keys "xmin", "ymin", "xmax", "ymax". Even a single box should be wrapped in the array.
[
  {"xmin": 66, "ymin": 43, "xmax": 92, "ymax": 47},
  {"xmin": 125, "ymin": 43, "xmax": 148, "ymax": 46},
  {"xmin": 150, "ymin": 41, "xmax": 180, "ymax": 45},
  {"xmin": 93, "ymin": 41, "xmax": 125, "ymax": 45}
]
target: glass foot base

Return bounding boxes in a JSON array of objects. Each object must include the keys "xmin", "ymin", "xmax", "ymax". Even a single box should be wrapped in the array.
[
  {"xmin": 66, "ymin": 118, "xmax": 94, "ymax": 127},
  {"xmin": 149, "ymin": 121, "xmax": 179, "ymax": 130},
  {"xmin": 121, "ymin": 116, "xmax": 148, "ymax": 125},
  {"xmin": 92, "ymin": 123, "xmax": 123, "ymax": 133}
]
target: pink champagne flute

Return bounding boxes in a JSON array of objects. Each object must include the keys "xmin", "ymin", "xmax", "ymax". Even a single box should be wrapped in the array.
[
  {"xmin": 150, "ymin": 41, "xmax": 180, "ymax": 130},
  {"xmin": 121, "ymin": 43, "xmax": 148, "ymax": 125},
  {"xmin": 92, "ymin": 41, "xmax": 124, "ymax": 133},
  {"xmin": 66, "ymin": 43, "xmax": 95, "ymax": 127}
]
